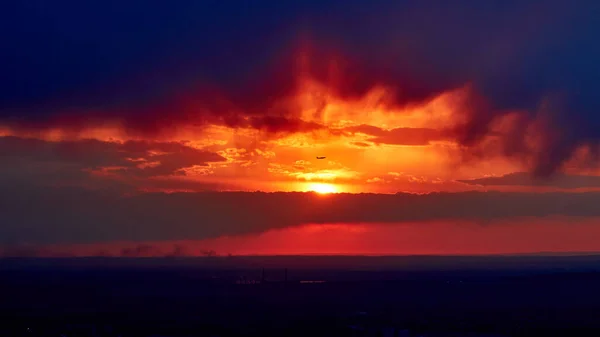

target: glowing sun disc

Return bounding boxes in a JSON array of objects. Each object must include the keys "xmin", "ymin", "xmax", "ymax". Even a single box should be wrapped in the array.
[{"xmin": 308, "ymin": 183, "xmax": 338, "ymax": 194}]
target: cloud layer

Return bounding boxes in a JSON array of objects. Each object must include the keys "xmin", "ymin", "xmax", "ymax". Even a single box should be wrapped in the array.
[
  {"xmin": 460, "ymin": 172, "xmax": 600, "ymax": 190},
  {"xmin": 0, "ymin": 136, "xmax": 224, "ymax": 179},
  {"xmin": 1, "ymin": 1, "xmax": 600, "ymax": 176},
  {"xmin": 2, "ymin": 183, "xmax": 600, "ymax": 245}
]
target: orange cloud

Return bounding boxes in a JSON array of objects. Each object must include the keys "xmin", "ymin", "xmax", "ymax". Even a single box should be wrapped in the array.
[{"xmin": 1, "ymin": 39, "xmax": 599, "ymax": 195}]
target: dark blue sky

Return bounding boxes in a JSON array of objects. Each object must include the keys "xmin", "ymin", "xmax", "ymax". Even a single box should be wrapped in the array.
[{"xmin": 1, "ymin": 0, "xmax": 600, "ymax": 174}]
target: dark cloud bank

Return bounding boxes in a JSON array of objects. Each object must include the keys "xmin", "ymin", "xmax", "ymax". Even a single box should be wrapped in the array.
[
  {"xmin": 0, "ymin": 136, "xmax": 224, "ymax": 179},
  {"xmin": 1, "ymin": 1, "xmax": 600, "ymax": 176},
  {"xmin": 2, "ymin": 185, "xmax": 600, "ymax": 245}
]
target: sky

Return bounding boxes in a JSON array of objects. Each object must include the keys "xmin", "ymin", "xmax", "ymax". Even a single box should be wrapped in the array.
[{"xmin": 2, "ymin": 0, "xmax": 600, "ymax": 256}]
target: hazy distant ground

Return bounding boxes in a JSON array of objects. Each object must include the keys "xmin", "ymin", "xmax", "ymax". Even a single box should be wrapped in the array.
[
  {"xmin": 2, "ymin": 255, "xmax": 600, "ymax": 336},
  {"xmin": 3, "ymin": 253, "xmax": 600, "ymax": 271}
]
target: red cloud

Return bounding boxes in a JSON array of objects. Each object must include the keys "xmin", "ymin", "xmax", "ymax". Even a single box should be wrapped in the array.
[
  {"xmin": 0, "ymin": 38, "xmax": 460, "ymax": 138},
  {"xmin": 343, "ymin": 124, "xmax": 450, "ymax": 146}
]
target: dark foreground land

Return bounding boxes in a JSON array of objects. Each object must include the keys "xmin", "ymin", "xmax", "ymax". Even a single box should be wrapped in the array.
[{"xmin": 2, "ymin": 255, "xmax": 600, "ymax": 336}]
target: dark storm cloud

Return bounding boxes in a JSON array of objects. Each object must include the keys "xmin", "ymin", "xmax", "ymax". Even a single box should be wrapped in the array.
[
  {"xmin": 1, "ymin": 1, "xmax": 600, "ymax": 175},
  {"xmin": 1, "ymin": 186, "xmax": 600, "ymax": 245},
  {"xmin": 0, "ymin": 136, "xmax": 225, "ymax": 179},
  {"xmin": 0, "ymin": 136, "xmax": 245, "ymax": 194}
]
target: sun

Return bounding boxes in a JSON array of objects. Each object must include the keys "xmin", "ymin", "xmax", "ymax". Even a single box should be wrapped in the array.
[{"xmin": 307, "ymin": 183, "xmax": 338, "ymax": 194}]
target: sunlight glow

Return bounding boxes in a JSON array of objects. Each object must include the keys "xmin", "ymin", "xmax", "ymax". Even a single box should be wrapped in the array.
[
  {"xmin": 307, "ymin": 183, "xmax": 338, "ymax": 194},
  {"xmin": 0, "ymin": 45, "xmax": 525, "ymax": 196}
]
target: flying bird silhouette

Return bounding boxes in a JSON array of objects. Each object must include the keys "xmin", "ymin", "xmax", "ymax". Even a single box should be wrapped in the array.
[{"xmin": 316, "ymin": 156, "xmax": 326, "ymax": 159}]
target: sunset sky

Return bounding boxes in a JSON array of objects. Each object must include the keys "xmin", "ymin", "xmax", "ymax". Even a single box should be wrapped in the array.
[{"xmin": 2, "ymin": 0, "xmax": 600, "ymax": 256}]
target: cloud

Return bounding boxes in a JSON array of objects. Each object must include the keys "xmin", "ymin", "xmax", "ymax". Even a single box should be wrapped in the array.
[
  {"xmin": 268, "ymin": 161, "xmax": 360, "ymax": 182},
  {"xmin": 349, "ymin": 141, "xmax": 371, "ymax": 148},
  {"xmin": 246, "ymin": 116, "xmax": 325, "ymax": 134},
  {"xmin": 343, "ymin": 125, "xmax": 449, "ymax": 146},
  {"xmin": 0, "ymin": 136, "xmax": 225, "ymax": 180},
  {"xmin": 1, "ymin": 1, "xmax": 599, "ymax": 176},
  {"xmin": 2, "ymin": 184, "xmax": 600, "ymax": 245},
  {"xmin": 459, "ymin": 172, "xmax": 600, "ymax": 189},
  {"xmin": 368, "ymin": 172, "xmax": 446, "ymax": 186}
]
